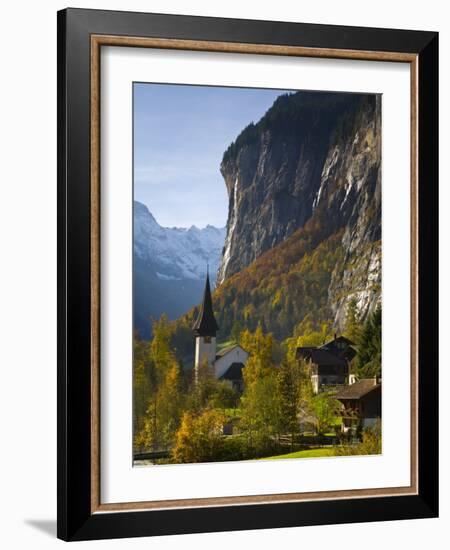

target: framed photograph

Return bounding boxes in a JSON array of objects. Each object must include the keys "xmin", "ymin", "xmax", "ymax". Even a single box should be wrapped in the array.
[{"xmin": 57, "ymin": 8, "xmax": 438, "ymax": 541}]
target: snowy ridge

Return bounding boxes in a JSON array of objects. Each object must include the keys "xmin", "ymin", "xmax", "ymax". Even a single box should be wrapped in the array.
[{"xmin": 134, "ymin": 201, "xmax": 226, "ymax": 284}]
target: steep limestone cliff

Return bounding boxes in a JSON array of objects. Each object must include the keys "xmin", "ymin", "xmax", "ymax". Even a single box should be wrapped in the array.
[{"xmin": 216, "ymin": 91, "xmax": 381, "ymax": 331}]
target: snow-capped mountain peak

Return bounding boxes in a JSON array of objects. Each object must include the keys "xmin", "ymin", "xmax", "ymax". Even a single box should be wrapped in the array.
[{"xmin": 134, "ymin": 201, "xmax": 226, "ymax": 284}]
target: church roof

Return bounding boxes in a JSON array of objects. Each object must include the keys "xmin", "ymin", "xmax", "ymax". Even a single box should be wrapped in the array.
[
  {"xmin": 322, "ymin": 335, "xmax": 355, "ymax": 348},
  {"xmin": 216, "ymin": 344, "xmax": 240, "ymax": 359},
  {"xmin": 192, "ymin": 272, "xmax": 219, "ymax": 337},
  {"xmin": 320, "ymin": 336, "xmax": 356, "ymax": 361}
]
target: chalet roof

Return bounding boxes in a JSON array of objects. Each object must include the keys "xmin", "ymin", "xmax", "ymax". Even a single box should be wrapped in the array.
[
  {"xmin": 321, "ymin": 336, "xmax": 356, "ymax": 361},
  {"xmin": 297, "ymin": 334, "xmax": 356, "ymax": 365},
  {"xmin": 335, "ymin": 379, "xmax": 381, "ymax": 400},
  {"xmin": 192, "ymin": 272, "xmax": 219, "ymax": 337},
  {"xmin": 219, "ymin": 362, "xmax": 245, "ymax": 381},
  {"xmin": 297, "ymin": 347, "xmax": 347, "ymax": 367},
  {"xmin": 322, "ymin": 335, "xmax": 355, "ymax": 348}
]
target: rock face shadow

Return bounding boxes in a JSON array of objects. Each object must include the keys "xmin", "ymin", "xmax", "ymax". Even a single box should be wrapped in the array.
[{"xmin": 25, "ymin": 519, "xmax": 56, "ymax": 538}]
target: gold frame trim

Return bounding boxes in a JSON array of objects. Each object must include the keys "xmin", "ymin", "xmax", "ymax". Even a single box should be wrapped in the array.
[{"xmin": 90, "ymin": 35, "xmax": 419, "ymax": 514}]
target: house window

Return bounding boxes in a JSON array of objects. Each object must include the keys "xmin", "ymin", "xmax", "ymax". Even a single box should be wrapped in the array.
[{"xmin": 204, "ymin": 336, "xmax": 211, "ymax": 343}]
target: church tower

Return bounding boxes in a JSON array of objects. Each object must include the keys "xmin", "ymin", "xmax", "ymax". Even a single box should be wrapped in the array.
[{"xmin": 193, "ymin": 270, "xmax": 219, "ymax": 380}]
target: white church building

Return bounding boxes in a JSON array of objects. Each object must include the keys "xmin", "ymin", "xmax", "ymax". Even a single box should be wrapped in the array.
[{"xmin": 192, "ymin": 272, "xmax": 248, "ymax": 391}]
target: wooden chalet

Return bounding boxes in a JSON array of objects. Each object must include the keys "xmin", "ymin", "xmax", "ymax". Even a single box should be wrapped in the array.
[
  {"xmin": 334, "ymin": 378, "xmax": 382, "ymax": 435},
  {"xmin": 296, "ymin": 335, "xmax": 356, "ymax": 393}
]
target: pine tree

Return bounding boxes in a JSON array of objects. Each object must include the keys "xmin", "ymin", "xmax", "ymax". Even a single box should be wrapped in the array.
[
  {"xmin": 356, "ymin": 305, "xmax": 381, "ymax": 378},
  {"xmin": 230, "ymin": 320, "xmax": 243, "ymax": 343},
  {"xmin": 278, "ymin": 360, "xmax": 301, "ymax": 449}
]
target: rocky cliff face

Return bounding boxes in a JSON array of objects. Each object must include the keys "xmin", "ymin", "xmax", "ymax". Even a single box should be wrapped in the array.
[{"xmin": 217, "ymin": 91, "xmax": 381, "ymax": 329}]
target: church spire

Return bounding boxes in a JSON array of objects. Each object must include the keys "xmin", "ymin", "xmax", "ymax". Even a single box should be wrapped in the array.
[{"xmin": 193, "ymin": 269, "xmax": 219, "ymax": 337}]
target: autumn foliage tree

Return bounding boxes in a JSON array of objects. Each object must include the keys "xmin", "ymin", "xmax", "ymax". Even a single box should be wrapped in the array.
[
  {"xmin": 132, "ymin": 339, "xmax": 153, "ymax": 439},
  {"xmin": 134, "ymin": 316, "xmax": 184, "ymax": 452},
  {"xmin": 295, "ymin": 320, "xmax": 333, "ymax": 348},
  {"xmin": 239, "ymin": 325, "xmax": 275, "ymax": 383},
  {"xmin": 238, "ymin": 326, "xmax": 283, "ymax": 455},
  {"xmin": 172, "ymin": 409, "xmax": 226, "ymax": 463}
]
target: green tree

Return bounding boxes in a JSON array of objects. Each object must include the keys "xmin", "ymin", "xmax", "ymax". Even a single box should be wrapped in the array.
[
  {"xmin": 238, "ymin": 326, "xmax": 283, "ymax": 455},
  {"xmin": 133, "ymin": 357, "xmax": 151, "ymax": 442},
  {"xmin": 192, "ymin": 359, "xmax": 217, "ymax": 410},
  {"xmin": 296, "ymin": 357, "xmax": 315, "ymax": 428},
  {"xmin": 312, "ymin": 392, "xmax": 340, "ymax": 435},
  {"xmin": 239, "ymin": 372, "xmax": 282, "ymax": 456},
  {"xmin": 277, "ymin": 359, "xmax": 302, "ymax": 449},
  {"xmin": 344, "ymin": 297, "xmax": 361, "ymax": 344},
  {"xmin": 151, "ymin": 314, "xmax": 174, "ymax": 378},
  {"xmin": 189, "ymin": 359, "xmax": 240, "ymax": 412},
  {"xmin": 208, "ymin": 382, "xmax": 240, "ymax": 410},
  {"xmin": 230, "ymin": 320, "xmax": 244, "ymax": 343},
  {"xmin": 335, "ymin": 420, "xmax": 381, "ymax": 456},
  {"xmin": 136, "ymin": 361, "xmax": 183, "ymax": 452},
  {"xmin": 133, "ymin": 337, "xmax": 155, "ymax": 451},
  {"xmin": 156, "ymin": 362, "xmax": 184, "ymax": 446},
  {"xmin": 356, "ymin": 306, "xmax": 382, "ymax": 378}
]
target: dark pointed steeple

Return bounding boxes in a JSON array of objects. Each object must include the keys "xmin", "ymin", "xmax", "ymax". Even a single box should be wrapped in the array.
[{"xmin": 193, "ymin": 270, "xmax": 219, "ymax": 337}]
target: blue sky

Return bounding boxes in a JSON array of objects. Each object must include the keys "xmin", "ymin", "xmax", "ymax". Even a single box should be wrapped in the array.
[{"xmin": 133, "ymin": 83, "xmax": 289, "ymax": 228}]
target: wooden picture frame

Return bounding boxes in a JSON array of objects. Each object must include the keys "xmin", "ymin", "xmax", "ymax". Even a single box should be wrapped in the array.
[{"xmin": 57, "ymin": 8, "xmax": 438, "ymax": 541}]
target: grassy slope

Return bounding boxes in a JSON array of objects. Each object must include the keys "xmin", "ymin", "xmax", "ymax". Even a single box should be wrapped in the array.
[{"xmin": 262, "ymin": 448, "xmax": 336, "ymax": 460}]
